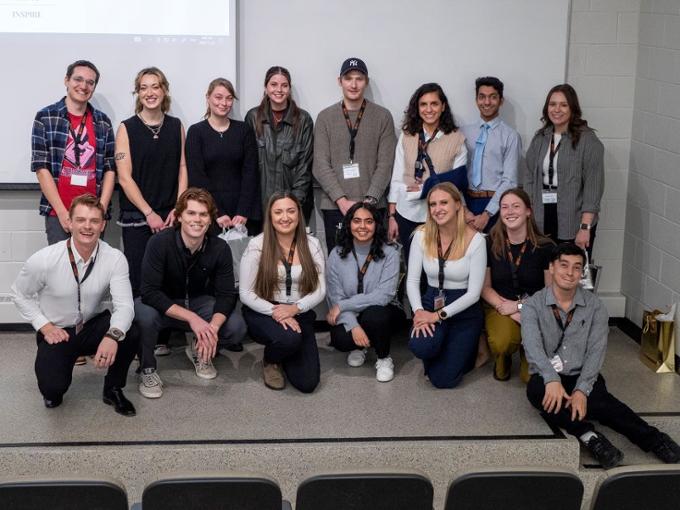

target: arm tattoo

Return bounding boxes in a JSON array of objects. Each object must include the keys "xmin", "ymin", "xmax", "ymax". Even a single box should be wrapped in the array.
[{"xmin": 115, "ymin": 152, "xmax": 126, "ymax": 161}]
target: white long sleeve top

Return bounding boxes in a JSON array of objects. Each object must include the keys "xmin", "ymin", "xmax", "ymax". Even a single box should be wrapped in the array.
[
  {"xmin": 239, "ymin": 233, "xmax": 326, "ymax": 315},
  {"xmin": 406, "ymin": 229, "xmax": 486, "ymax": 318}
]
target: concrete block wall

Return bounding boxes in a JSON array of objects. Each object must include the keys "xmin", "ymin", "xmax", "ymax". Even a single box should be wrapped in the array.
[
  {"xmin": 623, "ymin": 0, "xmax": 680, "ymax": 327},
  {"xmin": 567, "ymin": 0, "xmax": 640, "ymax": 316}
]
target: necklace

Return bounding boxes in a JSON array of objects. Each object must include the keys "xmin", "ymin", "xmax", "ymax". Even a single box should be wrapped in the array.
[
  {"xmin": 137, "ymin": 113, "xmax": 164, "ymax": 139},
  {"xmin": 208, "ymin": 117, "xmax": 230, "ymax": 138}
]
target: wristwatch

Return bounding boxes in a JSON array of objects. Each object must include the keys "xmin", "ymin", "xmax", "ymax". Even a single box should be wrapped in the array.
[
  {"xmin": 517, "ymin": 301, "xmax": 523, "ymax": 311},
  {"xmin": 437, "ymin": 309, "xmax": 448, "ymax": 320},
  {"xmin": 364, "ymin": 196, "xmax": 378, "ymax": 206},
  {"xmin": 104, "ymin": 327, "xmax": 126, "ymax": 342},
  {"xmin": 579, "ymin": 223, "xmax": 592, "ymax": 231}
]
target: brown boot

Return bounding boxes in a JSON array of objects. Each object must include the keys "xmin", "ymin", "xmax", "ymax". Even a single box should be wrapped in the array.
[{"xmin": 263, "ymin": 361, "xmax": 285, "ymax": 390}]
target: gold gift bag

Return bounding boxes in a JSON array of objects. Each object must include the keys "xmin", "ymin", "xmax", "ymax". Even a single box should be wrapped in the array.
[{"xmin": 640, "ymin": 305, "xmax": 676, "ymax": 373}]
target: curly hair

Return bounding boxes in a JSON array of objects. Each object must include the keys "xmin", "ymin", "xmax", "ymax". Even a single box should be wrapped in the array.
[
  {"xmin": 335, "ymin": 202, "xmax": 388, "ymax": 261},
  {"xmin": 401, "ymin": 82, "xmax": 457, "ymax": 136}
]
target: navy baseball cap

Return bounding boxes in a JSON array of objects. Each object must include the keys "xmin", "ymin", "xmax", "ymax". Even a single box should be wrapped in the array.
[{"xmin": 340, "ymin": 58, "xmax": 368, "ymax": 77}]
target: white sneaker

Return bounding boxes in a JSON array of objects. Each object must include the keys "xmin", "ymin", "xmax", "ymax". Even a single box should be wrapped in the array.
[
  {"xmin": 139, "ymin": 368, "xmax": 163, "ymax": 398},
  {"xmin": 347, "ymin": 349, "xmax": 367, "ymax": 367},
  {"xmin": 375, "ymin": 357, "xmax": 394, "ymax": 382},
  {"xmin": 154, "ymin": 344, "xmax": 171, "ymax": 356},
  {"xmin": 185, "ymin": 345, "xmax": 217, "ymax": 380}
]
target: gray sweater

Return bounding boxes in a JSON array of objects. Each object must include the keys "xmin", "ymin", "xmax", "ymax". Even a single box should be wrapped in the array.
[
  {"xmin": 326, "ymin": 241, "xmax": 401, "ymax": 330},
  {"xmin": 313, "ymin": 101, "xmax": 397, "ymax": 210}
]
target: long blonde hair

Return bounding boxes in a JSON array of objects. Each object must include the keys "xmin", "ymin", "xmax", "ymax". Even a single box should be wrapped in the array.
[{"xmin": 419, "ymin": 182, "xmax": 467, "ymax": 260}]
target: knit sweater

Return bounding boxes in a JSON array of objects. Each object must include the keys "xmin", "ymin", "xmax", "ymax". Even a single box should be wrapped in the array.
[
  {"xmin": 326, "ymin": 241, "xmax": 401, "ymax": 331},
  {"xmin": 313, "ymin": 101, "xmax": 397, "ymax": 210}
]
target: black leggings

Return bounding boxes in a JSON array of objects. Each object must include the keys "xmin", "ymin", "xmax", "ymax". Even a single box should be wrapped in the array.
[{"xmin": 329, "ymin": 304, "xmax": 403, "ymax": 359}]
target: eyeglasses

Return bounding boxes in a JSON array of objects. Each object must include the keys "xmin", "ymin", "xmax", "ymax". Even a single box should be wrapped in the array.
[{"xmin": 71, "ymin": 76, "xmax": 96, "ymax": 88}]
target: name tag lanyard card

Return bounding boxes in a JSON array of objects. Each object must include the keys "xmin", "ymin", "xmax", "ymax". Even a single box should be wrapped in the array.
[
  {"xmin": 67, "ymin": 239, "xmax": 97, "ymax": 334},
  {"xmin": 341, "ymin": 99, "xmax": 366, "ymax": 180},
  {"xmin": 505, "ymin": 239, "xmax": 528, "ymax": 303},
  {"xmin": 279, "ymin": 234, "xmax": 297, "ymax": 303},
  {"xmin": 352, "ymin": 249, "xmax": 373, "ymax": 294},
  {"xmin": 542, "ymin": 134, "xmax": 561, "ymax": 204},
  {"xmin": 434, "ymin": 231, "xmax": 454, "ymax": 310},
  {"xmin": 549, "ymin": 305, "xmax": 574, "ymax": 373},
  {"xmin": 70, "ymin": 112, "xmax": 89, "ymax": 187}
]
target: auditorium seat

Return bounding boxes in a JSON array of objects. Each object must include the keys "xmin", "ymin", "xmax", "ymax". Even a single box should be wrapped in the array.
[
  {"xmin": 589, "ymin": 465, "xmax": 680, "ymax": 510},
  {"xmin": 443, "ymin": 467, "xmax": 583, "ymax": 510},
  {"xmin": 140, "ymin": 471, "xmax": 290, "ymax": 510},
  {"xmin": 0, "ymin": 476, "xmax": 128, "ymax": 510},
  {"xmin": 295, "ymin": 470, "xmax": 434, "ymax": 510}
]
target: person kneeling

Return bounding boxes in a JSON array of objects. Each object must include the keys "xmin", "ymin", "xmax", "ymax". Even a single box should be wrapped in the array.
[
  {"xmin": 240, "ymin": 192, "xmax": 325, "ymax": 393},
  {"xmin": 523, "ymin": 243, "xmax": 680, "ymax": 468},
  {"xmin": 326, "ymin": 202, "xmax": 403, "ymax": 382},
  {"xmin": 407, "ymin": 183, "xmax": 486, "ymax": 389},
  {"xmin": 11, "ymin": 194, "xmax": 139, "ymax": 416},
  {"xmin": 135, "ymin": 188, "xmax": 246, "ymax": 398}
]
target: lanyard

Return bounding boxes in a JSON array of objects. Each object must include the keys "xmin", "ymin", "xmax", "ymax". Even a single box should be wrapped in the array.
[
  {"xmin": 415, "ymin": 128, "xmax": 439, "ymax": 180},
  {"xmin": 69, "ymin": 111, "xmax": 88, "ymax": 168},
  {"xmin": 66, "ymin": 239, "xmax": 97, "ymax": 316},
  {"xmin": 505, "ymin": 239, "xmax": 527, "ymax": 295},
  {"xmin": 279, "ymin": 234, "xmax": 297, "ymax": 296},
  {"xmin": 548, "ymin": 134, "xmax": 561, "ymax": 189},
  {"xmin": 341, "ymin": 99, "xmax": 366, "ymax": 163},
  {"xmin": 352, "ymin": 249, "xmax": 373, "ymax": 294},
  {"xmin": 436, "ymin": 230, "xmax": 455, "ymax": 292},
  {"xmin": 551, "ymin": 304, "xmax": 575, "ymax": 354}
]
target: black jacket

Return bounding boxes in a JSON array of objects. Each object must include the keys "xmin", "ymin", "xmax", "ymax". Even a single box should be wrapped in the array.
[{"xmin": 140, "ymin": 228, "xmax": 237, "ymax": 317}]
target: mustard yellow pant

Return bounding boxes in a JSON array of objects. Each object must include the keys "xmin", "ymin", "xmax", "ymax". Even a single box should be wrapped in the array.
[{"xmin": 483, "ymin": 304, "xmax": 528, "ymax": 382}]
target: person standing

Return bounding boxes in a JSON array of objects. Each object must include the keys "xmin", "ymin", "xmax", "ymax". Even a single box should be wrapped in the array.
[
  {"xmin": 245, "ymin": 66, "xmax": 314, "ymax": 222},
  {"xmin": 313, "ymin": 58, "xmax": 396, "ymax": 251},
  {"xmin": 31, "ymin": 60, "xmax": 115, "ymax": 245},
  {"xmin": 461, "ymin": 77, "xmax": 521, "ymax": 233}
]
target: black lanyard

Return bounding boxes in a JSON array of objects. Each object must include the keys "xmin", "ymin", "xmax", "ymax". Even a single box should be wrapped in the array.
[
  {"xmin": 505, "ymin": 239, "xmax": 527, "ymax": 295},
  {"xmin": 352, "ymin": 249, "xmax": 373, "ymax": 294},
  {"xmin": 66, "ymin": 239, "xmax": 97, "ymax": 316},
  {"xmin": 415, "ymin": 128, "xmax": 439, "ymax": 180},
  {"xmin": 548, "ymin": 134, "xmax": 561, "ymax": 189},
  {"xmin": 69, "ymin": 111, "xmax": 88, "ymax": 168},
  {"xmin": 551, "ymin": 304, "xmax": 575, "ymax": 354},
  {"xmin": 341, "ymin": 99, "xmax": 366, "ymax": 163},
  {"xmin": 279, "ymin": 234, "xmax": 297, "ymax": 297},
  {"xmin": 436, "ymin": 230, "xmax": 455, "ymax": 292}
]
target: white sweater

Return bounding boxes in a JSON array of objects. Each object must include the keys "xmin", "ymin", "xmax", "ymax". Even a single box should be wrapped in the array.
[
  {"xmin": 406, "ymin": 229, "xmax": 486, "ymax": 318},
  {"xmin": 239, "ymin": 233, "xmax": 326, "ymax": 315}
]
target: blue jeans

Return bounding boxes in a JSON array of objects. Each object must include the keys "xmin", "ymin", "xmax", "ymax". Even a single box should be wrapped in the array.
[{"xmin": 408, "ymin": 287, "xmax": 483, "ymax": 388}]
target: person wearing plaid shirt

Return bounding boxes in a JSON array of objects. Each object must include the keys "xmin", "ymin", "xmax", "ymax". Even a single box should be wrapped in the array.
[{"xmin": 31, "ymin": 60, "xmax": 115, "ymax": 245}]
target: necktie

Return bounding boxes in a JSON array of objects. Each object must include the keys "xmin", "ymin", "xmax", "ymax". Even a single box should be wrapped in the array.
[{"xmin": 472, "ymin": 123, "xmax": 490, "ymax": 188}]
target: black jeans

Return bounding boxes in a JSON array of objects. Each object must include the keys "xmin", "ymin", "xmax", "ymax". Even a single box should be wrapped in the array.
[
  {"xmin": 527, "ymin": 373, "xmax": 662, "ymax": 450},
  {"xmin": 34, "ymin": 311, "xmax": 139, "ymax": 401},
  {"xmin": 243, "ymin": 306, "xmax": 319, "ymax": 393},
  {"xmin": 122, "ymin": 225, "xmax": 153, "ymax": 298},
  {"xmin": 329, "ymin": 304, "xmax": 403, "ymax": 359},
  {"xmin": 543, "ymin": 203, "xmax": 597, "ymax": 260}
]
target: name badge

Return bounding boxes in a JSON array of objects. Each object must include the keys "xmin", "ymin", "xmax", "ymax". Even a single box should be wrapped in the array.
[
  {"xmin": 71, "ymin": 173, "xmax": 88, "ymax": 187},
  {"xmin": 549, "ymin": 354, "xmax": 564, "ymax": 373},
  {"xmin": 542, "ymin": 191, "xmax": 557, "ymax": 204},
  {"xmin": 434, "ymin": 291, "xmax": 446, "ymax": 310},
  {"xmin": 342, "ymin": 163, "xmax": 360, "ymax": 179}
]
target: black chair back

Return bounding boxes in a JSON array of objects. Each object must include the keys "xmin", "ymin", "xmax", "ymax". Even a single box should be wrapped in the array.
[
  {"xmin": 0, "ymin": 478, "xmax": 128, "ymax": 510},
  {"xmin": 590, "ymin": 467, "xmax": 680, "ymax": 510},
  {"xmin": 295, "ymin": 472, "xmax": 433, "ymax": 510},
  {"xmin": 444, "ymin": 469, "xmax": 583, "ymax": 510},
  {"xmin": 142, "ymin": 474, "xmax": 284, "ymax": 510}
]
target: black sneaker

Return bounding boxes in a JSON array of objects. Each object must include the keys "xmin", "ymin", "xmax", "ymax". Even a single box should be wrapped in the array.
[
  {"xmin": 651, "ymin": 433, "xmax": 680, "ymax": 463},
  {"xmin": 585, "ymin": 433, "xmax": 624, "ymax": 469}
]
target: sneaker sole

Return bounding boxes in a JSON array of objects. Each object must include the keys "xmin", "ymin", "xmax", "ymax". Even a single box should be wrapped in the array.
[
  {"xmin": 377, "ymin": 374, "xmax": 394, "ymax": 383},
  {"xmin": 139, "ymin": 389, "xmax": 163, "ymax": 399}
]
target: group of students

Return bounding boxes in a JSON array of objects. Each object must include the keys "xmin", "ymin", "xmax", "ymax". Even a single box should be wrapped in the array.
[{"xmin": 15, "ymin": 56, "xmax": 680, "ymax": 470}]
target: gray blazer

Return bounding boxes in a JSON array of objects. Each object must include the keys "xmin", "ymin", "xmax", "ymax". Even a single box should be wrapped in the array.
[{"xmin": 522, "ymin": 127, "xmax": 604, "ymax": 239}]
